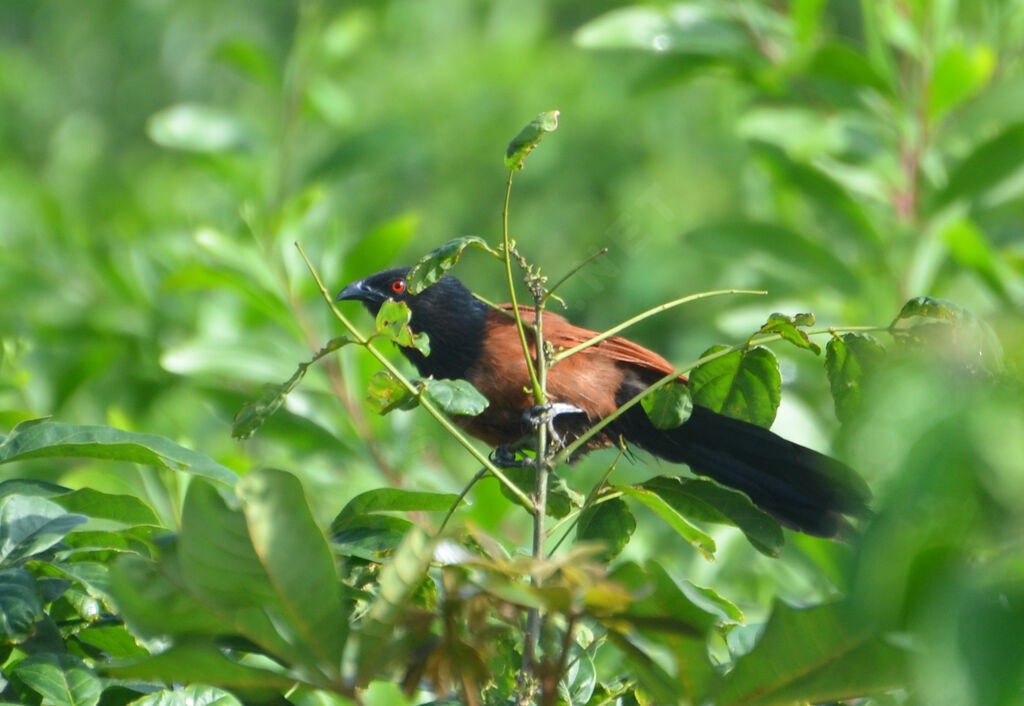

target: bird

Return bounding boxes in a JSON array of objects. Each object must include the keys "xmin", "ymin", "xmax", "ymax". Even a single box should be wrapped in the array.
[{"xmin": 337, "ymin": 266, "xmax": 870, "ymax": 537}]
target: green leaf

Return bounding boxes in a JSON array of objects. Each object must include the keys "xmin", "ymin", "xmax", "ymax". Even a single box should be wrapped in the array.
[
  {"xmin": 825, "ymin": 333, "xmax": 886, "ymax": 424},
  {"xmin": 357, "ymin": 527, "xmax": 435, "ymax": 684},
  {"xmin": 939, "ymin": 218, "xmax": 1009, "ymax": 300},
  {"xmin": 573, "ymin": 5, "xmax": 749, "ymax": 59},
  {"xmin": 758, "ymin": 312, "xmax": 821, "ymax": 355},
  {"xmin": 0, "ymin": 420, "xmax": 237, "ymax": 486},
  {"xmin": 375, "ymin": 300, "xmax": 430, "ymax": 355},
  {"xmin": 365, "ymin": 371, "xmax": 417, "ymax": 415},
  {"xmin": 638, "ymin": 477, "xmax": 784, "ymax": 558},
  {"xmin": 407, "ymin": 236, "xmax": 500, "ymax": 294},
  {"xmin": 641, "ymin": 381, "xmax": 693, "ymax": 429},
  {"xmin": 331, "ymin": 514, "xmax": 413, "ymax": 560},
  {"xmin": 50, "ymin": 488, "xmax": 159, "ymax": 527},
  {"xmin": 576, "ymin": 497, "xmax": 635, "ymax": 560},
  {"xmin": 932, "ymin": 123, "xmax": 1024, "ymax": 210},
  {"xmin": 889, "ymin": 296, "xmax": 1004, "ymax": 374},
  {"xmin": 105, "ymin": 643, "xmax": 292, "ymax": 694},
  {"xmin": 146, "ymin": 103, "xmax": 249, "ymax": 153},
  {"xmin": 422, "ymin": 378, "xmax": 489, "ymax": 416},
  {"xmin": 504, "ymin": 110, "xmax": 560, "ymax": 170},
  {"xmin": 0, "ymin": 568, "xmax": 44, "ymax": 642},
  {"xmin": 233, "ymin": 335, "xmax": 356, "ymax": 439},
  {"xmin": 929, "ymin": 44, "xmax": 995, "ymax": 123},
  {"xmin": 616, "ymin": 485, "xmax": 716, "ymax": 560},
  {"xmin": 332, "ymin": 488, "xmax": 460, "ymax": 527},
  {"xmin": 127, "ymin": 684, "xmax": 244, "ymax": 706},
  {"xmin": 13, "ymin": 653, "xmax": 101, "ymax": 706},
  {"xmin": 605, "ymin": 631, "xmax": 681, "ymax": 704},
  {"xmin": 74, "ymin": 624, "xmax": 148, "ymax": 660},
  {"xmin": 710, "ymin": 602, "xmax": 907, "ymax": 705},
  {"xmin": 690, "ymin": 346, "xmax": 781, "ymax": 428},
  {"xmin": 0, "ymin": 495, "xmax": 87, "ymax": 565},
  {"xmin": 236, "ymin": 468, "xmax": 351, "ymax": 671}
]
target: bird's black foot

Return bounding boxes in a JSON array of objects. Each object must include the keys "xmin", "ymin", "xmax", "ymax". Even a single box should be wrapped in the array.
[
  {"xmin": 522, "ymin": 402, "xmax": 586, "ymax": 449},
  {"xmin": 489, "ymin": 444, "xmax": 534, "ymax": 468}
]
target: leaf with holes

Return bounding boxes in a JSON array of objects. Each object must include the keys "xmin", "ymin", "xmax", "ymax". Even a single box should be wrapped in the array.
[
  {"xmin": 758, "ymin": 312, "xmax": 821, "ymax": 355},
  {"xmin": 505, "ymin": 110, "xmax": 560, "ymax": 170},
  {"xmin": 366, "ymin": 371, "xmax": 418, "ymax": 415},
  {"xmin": 375, "ymin": 300, "xmax": 430, "ymax": 356},
  {"xmin": 407, "ymin": 236, "xmax": 501, "ymax": 294}
]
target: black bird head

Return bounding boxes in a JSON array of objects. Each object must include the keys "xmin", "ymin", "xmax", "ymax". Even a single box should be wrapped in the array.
[{"xmin": 336, "ymin": 266, "xmax": 489, "ymax": 380}]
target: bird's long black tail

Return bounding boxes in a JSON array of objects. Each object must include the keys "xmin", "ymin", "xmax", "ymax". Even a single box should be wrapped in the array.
[{"xmin": 615, "ymin": 403, "xmax": 871, "ymax": 537}]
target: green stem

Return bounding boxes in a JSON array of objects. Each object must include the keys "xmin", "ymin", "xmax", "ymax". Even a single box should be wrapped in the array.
[
  {"xmin": 295, "ymin": 242, "xmax": 536, "ymax": 512},
  {"xmin": 550, "ymin": 289, "xmax": 767, "ymax": 364},
  {"xmin": 542, "ymin": 247, "xmax": 608, "ymax": 306}
]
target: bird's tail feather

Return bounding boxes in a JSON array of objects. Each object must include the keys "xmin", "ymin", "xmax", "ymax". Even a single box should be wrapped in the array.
[{"xmin": 616, "ymin": 404, "xmax": 870, "ymax": 537}]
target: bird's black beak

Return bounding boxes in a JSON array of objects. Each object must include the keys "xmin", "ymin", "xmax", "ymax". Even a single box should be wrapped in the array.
[{"xmin": 336, "ymin": 279, "xmax": 372, "ymax": 302}]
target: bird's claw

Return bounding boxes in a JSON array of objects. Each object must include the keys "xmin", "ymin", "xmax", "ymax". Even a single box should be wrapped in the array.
[
  {"xmin": 522, "ymin": 402, "xmax": 585, "ymax": 450},
  {"xmin": 489, "ymin": 444, "xmax": 533, "ymax": 468}
]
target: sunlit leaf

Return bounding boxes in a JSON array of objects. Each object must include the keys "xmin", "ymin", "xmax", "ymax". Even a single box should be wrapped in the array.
[
  {"xmin": 758, "ymin": 312, "xmax": 821, "ymax": 355},
  {"xmin": 574, "ymin": 5, "xmax": 749, "ymax": 59},
  {"xmin": 825, "ymin": 333, "xmax": 885, "ymax": 424},
  {"xmin": 939, "ymin": 218, "xmax": 1009, "ymax": 301},
  {"xmin": 128, "ymin": 684, "xmax": 244, "ymax": 706},
  {"xmin": 49, "ymin": 488, "xmax": 159, "ymax": 527},
  {"xmin": 616, "ymin": 485, "xmax": 716, "ymax": 559},
  {"xmin": 690, "ymin": 346, "xmax": 781, "ymax": 428},
  {"xmin": 504, "ymin": 110, "xmax": 560, "ymax": 170},
  {"xmin": 407, "ymin": 236, "xmax": 500, "ymax": 294},
  {"xmin": 422, "ymin": 378, "xmax": 489, "ymax": 416},
  {"xmin": 932, "ymin": 123, "xmax": 1024, "ymax": 210},
  {"xmin": 333, "ymin": 488, "xmax": 461, "ymax": 526},
  {"xmin": 641, "ymin": 381, "xmax": 693, "ymax": 429},
  {"xmin": 0, "ymin": 420, "xmax": 237, "ymax": 486},
  {"xmin": 0, "ymin": 495, "xmax": 87, "ymax": 565},
  {"xmin": 576, "ymin": 497, "xmax": 635, "ymax": 560},
  {"xmin": 929, "ymin": 44, "xmax": 995, "ymax": 123},
  {"xmin": 375, "ymin": 300, "xmax": 430, "ymax": 355}
]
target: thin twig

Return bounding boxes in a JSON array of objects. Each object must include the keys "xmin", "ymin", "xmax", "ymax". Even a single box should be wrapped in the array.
[{"xmin": 542, "ymin": 247, "xmax": 609, "ymax": 306}]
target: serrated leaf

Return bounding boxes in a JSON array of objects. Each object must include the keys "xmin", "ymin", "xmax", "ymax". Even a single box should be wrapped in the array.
[
  {"xmin": 407, "ymin": 236, "xmax": 500, "ymax": 294},
  {"xmin": 690, "ymin": 346, "xmax": 781, "ymax": 428},
  {"xmin": 13, "ymin": 653, "xmax": 101, "ymax": 706},
  {"xmin": 641, "ymin": 382, "xmax": 693, "ymax": 429},
  {"xmin": 0, "ymin": 420, "xmax": 237, "ymax": 486},
  {"xmin": 375, "ymin": 300, "xmax": 430, "ymax": 355},
  {"xmin": 422, "ymin": 378, "xmax": 489, "ymax": 416},
  {"xmin": 758, "ymin": 312, "xmax": 821, "ymax": 355},
  {"xmin": 825, "ymin": 333, "xmax": 886, "ymax": 424},
  {"xmin": 638, "ymin": 476, "xmax": 784, "ymax": 557},
  {"xmin": 617, "ymin": 485, "xmax": 716, "ymax": 559},
  {"xmin": 576, "ymin": 497, "xmax": 635, "ymax": 560},
  {"xmin": 233, "ymin": 335, "xmax": 356, "ymax": 439},
  {"xmin": 366, "ymin": 371, "xmax": 417, "ymax": 415},
  {"xmin": 505, "ymin": 110, "xmax": 560, "ymax": 170}
]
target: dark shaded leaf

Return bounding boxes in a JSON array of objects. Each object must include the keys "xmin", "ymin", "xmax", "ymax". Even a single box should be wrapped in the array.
[
  {"xmin": 641, "ymin": 381, "xmax": 693, "ymax": 429},
  {"xmin": 407, "ymin": 236, "xmax": 500, "ymax": 294},
  {"xmin": 576, "ymin": 497, "xmax": 635, "ymax": 560},
  {"xmin": 0, "ymin": 420, "xmax": 236, "ymax": 486},
  {"xmin": 497, "ymin": 467, "xmax": 577, "ymax": 519},
  {"xmin": 825, "ymin": 333, "xmax": 886, "ymax": 424},
  {"xmin": 105, "ymin": 643, "xmax": 292, "ymax": 694},
  {"xmin": 422, "ymin": 378, "xmax": 488, "ymax": 416},
  {"xmin": 505, "ymin": 110, "xmax": 559, "ymax": 170},
  {"xmin": 690, "ymin": 345, "xmax": 781, "ymax": 428},
  {"xmin": 331, "ymin": 514, "xmax": 413, "ymax": 560},
  {"xmin": 0, "ymin": 568, "xmax": 43, "ymax": 642}
]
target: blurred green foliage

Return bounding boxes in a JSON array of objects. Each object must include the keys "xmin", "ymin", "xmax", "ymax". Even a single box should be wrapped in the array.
[{"xmin": 0, "ymin": 0, "xmax": 1023, "ymax": 704}]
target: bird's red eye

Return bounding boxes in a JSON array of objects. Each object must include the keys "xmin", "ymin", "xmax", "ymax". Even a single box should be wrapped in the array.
[{"xmin": 391, "ymin": 279, "xmax": 406, "ymax": 294}]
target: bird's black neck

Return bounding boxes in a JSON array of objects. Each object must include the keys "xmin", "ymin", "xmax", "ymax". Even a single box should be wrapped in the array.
[{"xmin": 401, "ymin": 281, "xmax": 489, "ymax": 381}]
